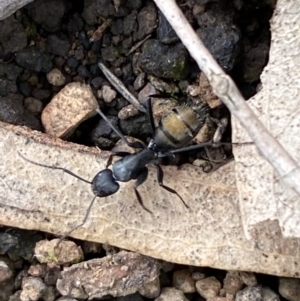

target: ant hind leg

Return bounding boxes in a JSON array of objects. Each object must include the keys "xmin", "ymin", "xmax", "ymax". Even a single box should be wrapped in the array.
[
  {"xmin": 133, "ymin": 167, "xmax": 153, "ymax": 214},
  {"xmin": 155, "ymin": 164, "xmax": 189, "ymax": 209}
]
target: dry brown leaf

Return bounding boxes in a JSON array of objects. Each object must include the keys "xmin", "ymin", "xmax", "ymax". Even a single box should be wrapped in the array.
[
  {"xmin": 0, "ymin": 0, "xmax": 299, "ymax": 278},
  {"xmin": 232, "ymin": 1, "xmax": 300, "ymax": 239}
]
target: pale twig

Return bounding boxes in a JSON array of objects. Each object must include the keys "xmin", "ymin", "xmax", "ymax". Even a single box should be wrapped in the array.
[
  {"xmin": 153, "ymin": 0, "xmax": 300, "ymax": 196},
  {"xmin": 98, "ymin": 63, "xmax": 146, "ymax": 113}
]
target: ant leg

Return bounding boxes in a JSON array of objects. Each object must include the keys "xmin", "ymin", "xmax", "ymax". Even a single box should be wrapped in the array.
[
  {"xmin": 106, "ymin": 151, "xmax": 131, "ymax": 168},
  {"xmin": 155, "ymin": 164, "xmax": 189, "ymax": 209},
  {"xmin": 133, "ymin": 167, "xmax": 153, "ymax": 214},
  {"xmin": 95, "ymin": 109, "xmax": 145, "ymax": 149},
  {"xmin": 209, "ymin": 116, "xmax": 228, "ymax": 144},
  {"xmin": 146, "ymin": 97, "xmax": 155, "ymax": 135},
  {"xmin": 18, "ymin": 152, "xmax": 92, "ymax": 184},
  {"xmin": 57, "ymin": 195, "xmax": 98, "ymax": 246}
]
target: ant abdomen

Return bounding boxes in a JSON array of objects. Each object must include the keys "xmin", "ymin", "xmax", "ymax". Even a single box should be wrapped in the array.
[{"xmin": 153, "ymin": 105, "xmax": 207, "ymax": 149}]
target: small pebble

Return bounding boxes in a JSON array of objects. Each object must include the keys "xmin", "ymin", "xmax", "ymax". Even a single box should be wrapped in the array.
[
  {"xmin": 0, "ymin": 260, "xmax": 13, "ymax": 282},
  {"xmin": 195, "ymin": 276, "xmax": 221, "ymax": 299},
  {"xmin": 172, "ymin": 269, "xmax": 196, "ymax": 293},
  {"xmin": 240, "ymin": 272, "xmax": 257, "ymax": 286},
  {"xmin": 279, "ymin": 278, "xmax": 300, "ymax": 301},
  {"xmin": 133, "ymin": 72, "xmax": 146, "ymax": 90},
  {"xmin": 261, "ymin": 287, "xmax": 280, "ymax": 301},
  {"xmin": 118, "ymin": 104, "xmax": 139, "ymax": 120},
  {"xmin": 223, "ymin": 271, "xmax": 244, "ymax": 296},
  {"xmin": 155, "ymin": 287, "xmax": 189, "ymax": 301},
  {"xmin": 102, "ymin": 85, "xmax": 117, "ymax": 103},
  {"xmin": 46, "ymin": 68, "xmax": 66, "ymax": 86},
  {"xmin": 41, "ymin": 82, "xmax": 98, "ymax": 138},
  {"xmin": 28, "ymin": 264, "xmax": 46, "ymax": 278},
  {"xmin": 23, "ymin": 97, "xmax": 43, "ymax": 115},
  {"xmin": 236, "ymin": 286, "xmax": 261, "ymax": 301},
  {"xmin": 20, "ymin": 277, "xmax": 46, "ymax": 301},
  {"xmin": 139, "ymin": 277, "xmax": 160, "ymax": 298},
  {"xmin": 34, "ymin": 239, "xmax": 83, "ymax": 266}
]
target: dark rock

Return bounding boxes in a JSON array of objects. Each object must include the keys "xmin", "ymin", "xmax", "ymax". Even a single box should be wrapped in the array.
[
  {"xmin": 0, "ymin": 16, "xmax": 27, "ymax": 52},
  {"xmin": 195, "ymin": 3, "xmax": 241, "ymax": 71},
  {"xmin": 15, "ymin": 47, "xmax": 53, "ymax": 73},
  {"xmin": 24, "ymin": 97, "xmax": 43, "ymax": 115},
  {"xmin": 25, "ymin": 0, "xmax": 66, "ymax": 33},
  {"xmin": 114, "ymin": 4, "xmax": 129, "ymax": 18},
  {"xmin": 0, "ymin": 63, "xmax": 22, "ymax": 81},
  {"xmin": 46, "ymin": 34, "xmax": 71, "ymax": 57},
  {"xmin": 119, "ymin": 114, "xmax": 152, "ymax": 141},
  {"xmin": 236, "ymin": 286, "xmax": 262, "ymax": 301},
  {"xmin": 122, "ymin": 37, "xmax": 133, "ymax": 52},
  {"xmin": 135, "ymin": 2, "xmax": 157, "ymax": 41},
  {"xmin": 0, "ymin": 233, "xmax": 18, "ymax": 254},
  {"xmin": 0, "ymin": 52, "xmax": 14, "ymax": 63},
  {"xmin": 82, "ymin": 48, "xmax": 100, "ymax": 65},
  {"xmin": 0, "ymin": 94, "xmax": 41, "ymax": 130},
  {"xmin": 116, "ymin": 293, "xmax": 144, "ymax": 301},
  {"xmin": 77, "ymin": 65, "xmax": 91, "ymax": 79},
  {"xmin": 114, "ymin": 98, "xmax": 130, "ymax": 111},
  {"xmin": 101, "ymin": 46, "xmax": 121, "ymax": 62},
  {"xmin": 44, "ymin": 267, "xmax": 60, "ymax": 286},
  {"xmin": 157, "ymin": 10, "xmax": 179, "ymax": 44},
  {"xmin": 92, "ymin": 136, "xmax": 115, "ymax": 150},
  {"xmin": 18, "ymin": 81, "xmax": 33, "ymax": 97},
  {"xmin": 83, "ymin": 0, "xmax": 115, "ymax": 25},
  {"xmin": 102, "ymin": 32, "xmax": 113, "ymax": 47},
  {"xmin": 65, "ymin": 14, "xmax": 84, "ymax": 39},
  {"xmin": 90, "ymin": 77, "xmax": 104, "ymax": 89},
  {"xmin": 78, "ymin": 31, "xmax": 91, "ymax": 50},
  {"xmin": 6, "ymin": 230, "xmax": 43, "ymax": 261},
  {"xmin": 66, "ymin": 57, "xmax": 79, "ymax": 69},
  {"xmin": 91, "ymin": 115, "xmax": 120, "ymax": 145},
  {"xmin": 123, "ymin": 12, "xmax": 138, "ymax": 36},
  {"xmin": 89, "ymin": 63, "xmax": 102, "ymax": 77},
  {"xmin": 139, "ymin": 39, "xmax": 190, "ymax": 80},
  {"xmin": 110, "ymin": 18, "xmax": 124, "ymax": 36},
  {"xmin": 125, "ymin": 0, "xmax": 143, "ymax": 10},
  {"xmin": 53, "ymin": 56, "xmax": 66, "ymax": 68},
  {"xmin": 91, "ymin": 40, "xmax": 102, "ymax": 53},
  {"xmin": 32, "ymin": 88, "xmax": 51, "ymax": 102},
  {"xmin": 0, "ymin": 277, "xmax": 14, "ymax": 301},
  {"xmin": 0, "ymin": 80, "xmax": 18, "ymax": 96},
  {"xmin": 74, "ymin": 47, "xmax": 85, "ymax": 61}
]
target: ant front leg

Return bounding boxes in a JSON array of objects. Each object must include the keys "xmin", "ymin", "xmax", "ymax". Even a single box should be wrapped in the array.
[
  {"xmin": 133, "ymin": 167, "xmax": 153, "ymax": 214},
  {"xmin": 57, "ymin": 195, "xmax": 98, "ymax": 247},
  {"xmin": 155, "ymin": 164, "xmax": 189, "ymax": 209},
  {"xmin": 106, "ymin": 151, "xmax": 131, "ymax": 168},
  {"xmin": 209, "ymin": 116, "xmax": 228, "ymax": 144}
]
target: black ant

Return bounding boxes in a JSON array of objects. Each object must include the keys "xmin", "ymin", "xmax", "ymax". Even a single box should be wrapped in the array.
[{"xmin": 19, "ymin": 97, "xmax": 220, "ymax": 239}]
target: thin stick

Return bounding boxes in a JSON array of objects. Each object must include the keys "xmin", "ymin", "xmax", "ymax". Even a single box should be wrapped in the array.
[
  {"xmin": 153, "ymin": 0, "xmax": 300, "ymax": 195},
  {"xmin": 98, "ymin": 63, "xmax": 146, "ymax": 113}
]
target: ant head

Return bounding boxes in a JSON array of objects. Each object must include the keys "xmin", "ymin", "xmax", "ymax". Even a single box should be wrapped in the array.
[{"xmin": 92, "ymin": 169, "xmax": 119, "ymax": 197}]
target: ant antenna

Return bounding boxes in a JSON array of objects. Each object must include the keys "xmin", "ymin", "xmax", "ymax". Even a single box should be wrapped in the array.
[
  {"xmin": 18, "ymin": 152, "xmax": 101, "ymax": 245},
  {"xmin": 95, "ymin": 108, "xmax": 145, "ymax": 149},
  {"xmin": 18, "ymin": 151, "xmax": 92, "ymax": 184}
]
